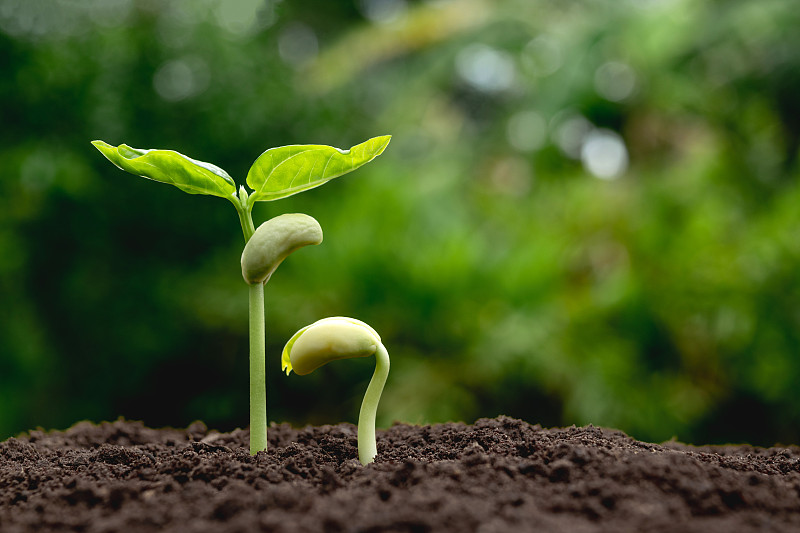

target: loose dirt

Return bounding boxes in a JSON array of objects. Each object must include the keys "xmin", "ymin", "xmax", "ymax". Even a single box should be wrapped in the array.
[{"xmin": 2, "ymin": 416, "xmax": 800, "ymax": 532}]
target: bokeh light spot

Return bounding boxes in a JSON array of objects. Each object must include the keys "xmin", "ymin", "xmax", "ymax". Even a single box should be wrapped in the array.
[
  {"xmin": 278, "ymin": 22, "xmax": 319, "ymax": 67},
  {"xmin": 594, "ymin": 61, "xmax": 637, "ymax": 102},
  {"xmin": 522, "ymin": 35, "xmax": 563, "ymax": 77},
  {"xmin": 153, "ymin": 57, "xmax": 210, "ymax": 102},
  {"xmin": 580, "ymin": 129, "xmax": 629, "ymax": 180},
  {"xmin": 552, "ymin": 113, "xmax": 592, "ymax": 159},
  {"xmin": 214, "ymin": 0, "xmax": 264, "ymax": 36},
  {"xmin": 456, "ymin": 44, "xmax": 515, "ymax": 93},
  {"xmin": 358, "ymin": 0, "xmax": 408, "ymax": 25}
]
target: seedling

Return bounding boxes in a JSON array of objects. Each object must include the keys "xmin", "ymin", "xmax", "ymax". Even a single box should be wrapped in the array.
[
  {"xmin": 281, "ymin": 317, "xmax": 390, "ymax": 465},
  {"xmin": 92, "ymin": 136, "xmax": 391, "ymax": 455},
  {"xmin": 240, "ymin": 213, "xmax": 323, "ymax": 455}
]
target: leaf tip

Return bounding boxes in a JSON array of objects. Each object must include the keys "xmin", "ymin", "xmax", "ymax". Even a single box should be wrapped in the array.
[
  {"xmin": 373, "ymin": 134, "xmax": 392, "ymax": 155},
  {"xmin": 91, "ymin": 140, "xmax": 112, "ymax": 151}
]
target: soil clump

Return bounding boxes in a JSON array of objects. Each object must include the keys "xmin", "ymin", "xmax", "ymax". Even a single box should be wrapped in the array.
[{"xmin": 2, "ymin": 416, "xmax": 800, "ymax": 532}]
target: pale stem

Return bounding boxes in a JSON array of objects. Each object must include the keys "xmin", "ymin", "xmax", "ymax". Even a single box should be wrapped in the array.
[
  {"xmin": 358, "ymin": 343, "xmax": 390, "ymax": 465},
  {"xmin": 249, "ymin": 281, "xmax": 267, "ymax": 454}
]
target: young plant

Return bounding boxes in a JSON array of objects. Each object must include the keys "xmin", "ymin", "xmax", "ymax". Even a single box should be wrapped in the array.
[
  {"xmin": 240, "ymin": 213, "xmax": 323, "ymax": 454},
  {"xmin": 281, "ymin": 317, "xmax": 390, "ymax": 465},
  {"xmin": 92, "ymin": 136, "xmax": 391, "ymax": 455}
]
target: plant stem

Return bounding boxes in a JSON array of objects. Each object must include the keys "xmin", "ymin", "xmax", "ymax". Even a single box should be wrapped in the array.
[
  {"xmin": 237, "ymin": 205, "xmax": 256, "ymax": 243},
  {"xmin": 249, "ymin": 282, "xmax": 267, "ymax": 454},
  {"xmin": 230, "ymin": 188, "xmax": 255, "ymax": 242},
  {"xmin": 235, "ymin": 187, "xmax": 266, "ymax": 454},
  {"xmin": 357, "ymin": 343, "xmax": 390, "ymax": 465}
]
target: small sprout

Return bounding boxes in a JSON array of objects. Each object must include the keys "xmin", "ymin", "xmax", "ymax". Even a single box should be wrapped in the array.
[
  {"xmin": 92, "ymin": 136, "xmax": 391, "ymax": 455},
  {"xmin": 282, "ymin": 317, "xmax": 390, "ymax": 465},
  {"xmin": 241, "ymin": 214, "xmax": 323, "ymax": 454}
]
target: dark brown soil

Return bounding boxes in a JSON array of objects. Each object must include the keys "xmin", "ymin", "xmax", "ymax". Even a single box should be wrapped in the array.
[{"xmin": 2, "ymin": 417, "xmax": 800, "ymax": 532}]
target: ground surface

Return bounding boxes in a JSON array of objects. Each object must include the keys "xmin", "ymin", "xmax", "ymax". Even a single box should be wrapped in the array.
[{"xmin": 1, "ymin": 417, "xmax": 800, "ymax": 532}]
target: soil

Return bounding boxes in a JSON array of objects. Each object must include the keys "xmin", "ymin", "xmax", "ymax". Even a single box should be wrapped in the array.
[{"xmin": 2, "ymin": 417, "xmax": 800, "ymax": 533}]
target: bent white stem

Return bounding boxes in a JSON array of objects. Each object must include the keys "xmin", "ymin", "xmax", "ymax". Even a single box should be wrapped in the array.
[
  {"xmin": 358, "ymin": 343, "xmax": 390, "ymax": 465},
  {"xmin": 283, "ymin": 317, "xmax": 388, "ymax": 464}
]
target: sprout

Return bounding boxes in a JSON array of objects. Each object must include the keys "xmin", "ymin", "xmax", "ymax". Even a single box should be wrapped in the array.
[
  {"xmin": 282, "ymin": 317, "xmax": 390, "ymax": 465},
  {"xmin": 241, "ymin": 214, "xmax": 323, "ymax": 454},
  {"xmin": 91, "ymin": 136, "xmax": 391, "ymax": 455}
]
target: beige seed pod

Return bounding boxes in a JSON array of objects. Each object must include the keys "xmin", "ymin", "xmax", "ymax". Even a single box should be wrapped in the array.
[
  {"xmin": 282, "ymin": 317, "xmax": 381, "ymax": 376},
  {"xmin": 241, "ymin": 213, "xmax": 323, "ymax": 285}
]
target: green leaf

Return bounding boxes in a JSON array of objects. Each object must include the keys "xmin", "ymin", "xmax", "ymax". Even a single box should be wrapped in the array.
[
  {"xmin": 246, "ymin": 135, "xmax": 391, "ymax": 202},
  {"xmin": 281, "ymin": 324, "xmax": 310, "ymax": 376},
  {"xmin": 91, "ymin": 140, "xmax": 236, "ymax": 199}
]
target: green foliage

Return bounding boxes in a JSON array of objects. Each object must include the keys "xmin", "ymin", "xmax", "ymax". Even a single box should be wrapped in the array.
[
  {"xmin": 1, "ymin": 0, "xmax": 799, "ymax": 447},
  {"xmin": 92, "ymin": 135, "xmax": 384, "ymax": 454},
  {"xmin": 247, "ymin": 136, "xmax": 391, "ymax": 201},
  {"xmin": 92, "ymin": 136, "xmax": 391, "ymax": 206},
  {"xmin": 91, "ymin": 141, "xmax": 236, "ymax": 199}
]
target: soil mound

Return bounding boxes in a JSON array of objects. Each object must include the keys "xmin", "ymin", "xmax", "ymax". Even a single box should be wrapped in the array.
[{"xmin": 2, "ymin": 417, "xmax": 800, "ymax": 532}]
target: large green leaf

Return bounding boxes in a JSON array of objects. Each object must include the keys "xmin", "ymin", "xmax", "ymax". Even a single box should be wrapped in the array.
[
  {"xmin": 246, "ymin": 135, "xmax": 391, "ymax": 201},
  {"xmin": 91, "ymin": 140, "xmax": 236, "ymax": 198}
]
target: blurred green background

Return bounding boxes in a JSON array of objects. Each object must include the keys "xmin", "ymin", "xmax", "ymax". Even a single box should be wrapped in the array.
[{"xmin": 1, "ymin": 0, "xmax": 799, "ymax": 446}]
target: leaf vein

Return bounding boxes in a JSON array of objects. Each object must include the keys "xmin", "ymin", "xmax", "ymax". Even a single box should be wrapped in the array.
[
  {"xmin": 321, "ymin": 152, "xmax": 336, "ymax": 179},
  {"xmin": 288, "ymin": 162, "xmax": 305, "ymax": 189},
  {"xmin": 262, "ymin": 148, "xmax": 318, "ymax": 189}
]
